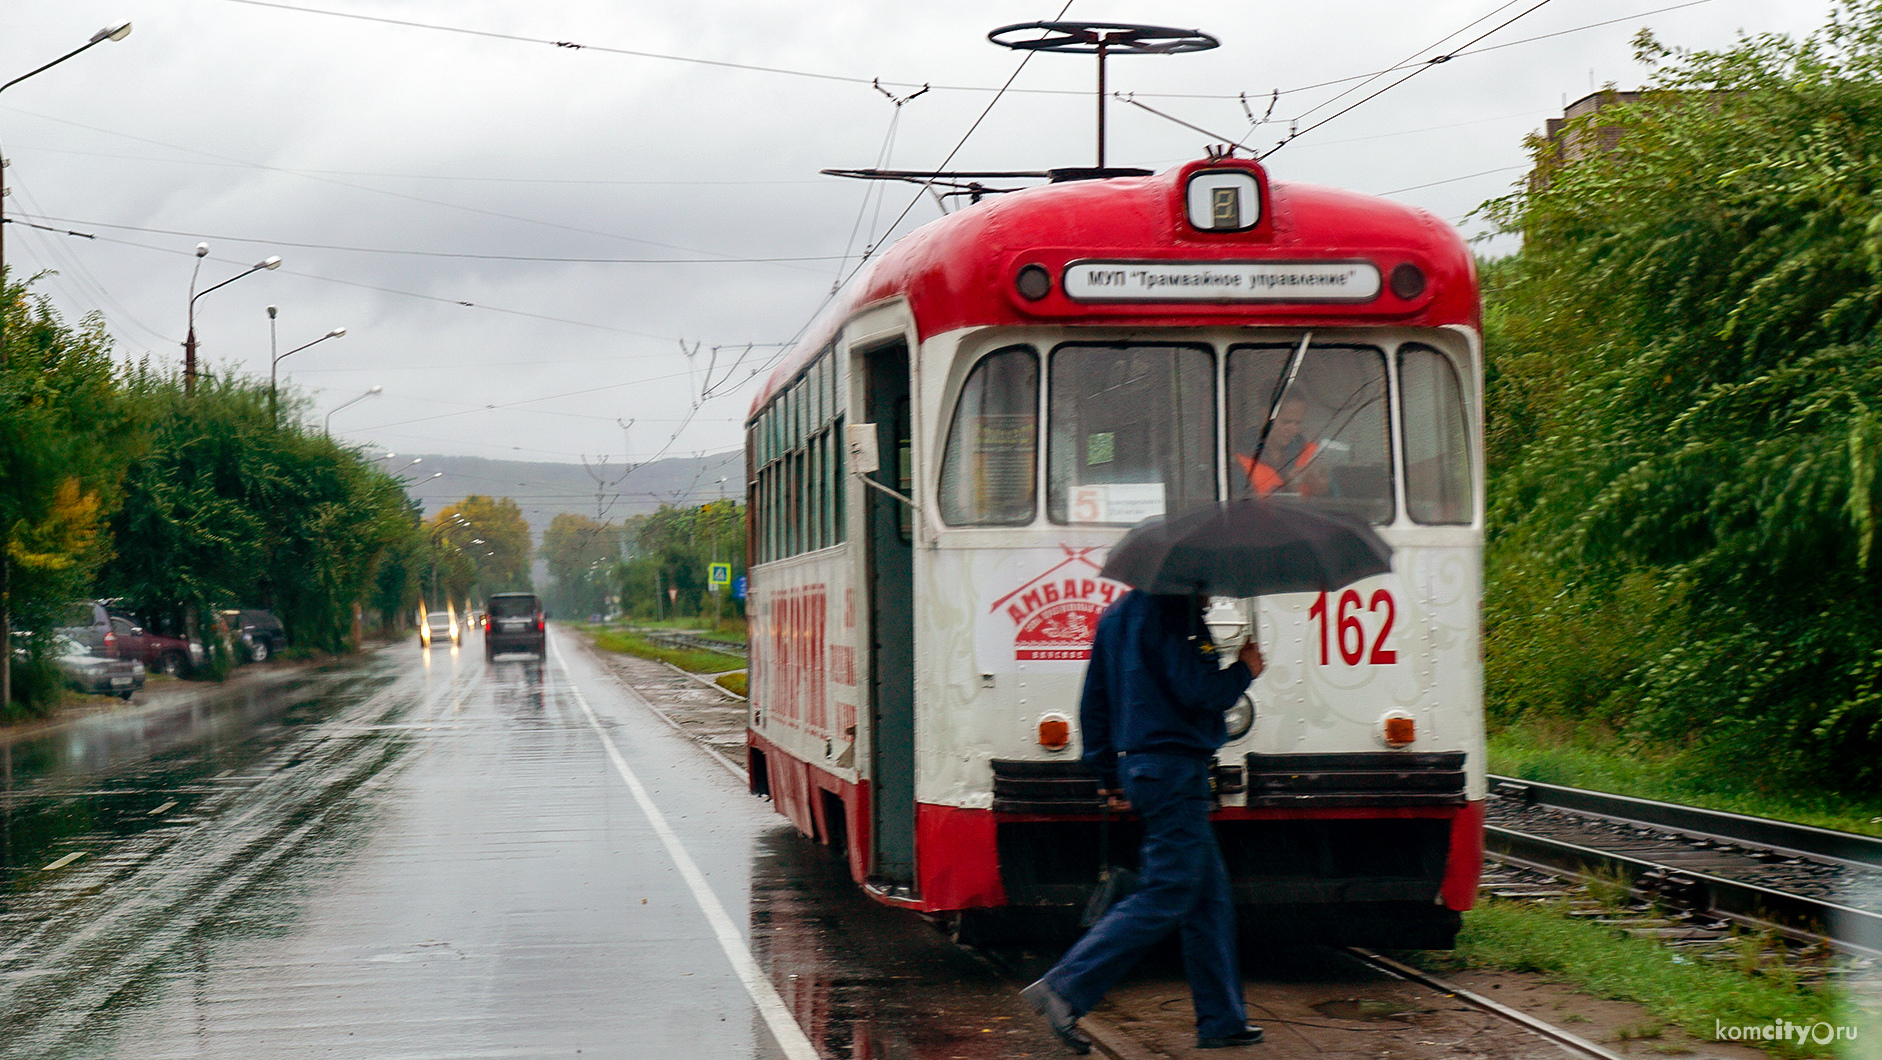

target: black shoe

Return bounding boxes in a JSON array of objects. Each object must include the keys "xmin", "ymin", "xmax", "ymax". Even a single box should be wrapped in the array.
[
  {"xmin": 1021, "ymin": 979, "xmax": 1092, "ymax": 1055},
  {"xmin": 1198, "ymin": 1025, "xmax": 1264, "ymax": 1048}
]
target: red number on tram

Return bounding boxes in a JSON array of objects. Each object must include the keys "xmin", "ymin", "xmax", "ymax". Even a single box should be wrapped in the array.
[{"xmin": 1308, "ymin": 588, "xmax": 1398, "ymax": 666}]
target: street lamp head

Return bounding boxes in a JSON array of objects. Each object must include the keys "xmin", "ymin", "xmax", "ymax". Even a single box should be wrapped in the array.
[
  {"xmin": 195, "ymin": 243, "xmax": 210, "ymax": 258},
  {"xmin": 259, "ymin": 256, "xmax": 283, "ymax": 270},
  {"xmin": 328, "ymin": 327, "xmax": 346, "ymax": 338},
  {"xmin": 267, "ymin": 304, "xmax": 277, "ymax": 319},
  {"xmin": 93, "ymin": 22, "xmax": 133, "ymax": 43},
  {"xmin": 369, "ymin": 385, "xmax": 383, "ymax": 394}
]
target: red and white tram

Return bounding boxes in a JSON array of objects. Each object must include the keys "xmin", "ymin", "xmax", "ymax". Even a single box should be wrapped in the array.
[{"xmin": 745, "ymin": 156, "xmax": 1483, "ymax": 947}]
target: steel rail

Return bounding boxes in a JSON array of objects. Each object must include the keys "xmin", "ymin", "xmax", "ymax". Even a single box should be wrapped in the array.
[
  {"xmin": 1489, "ymin": 774, "xmax": 1882, "ymax": 870},
  {"xmin": 1485, "ymin": 824, "xmax": 1882, "ymax": 957},
  {"xmin": 631, "ymin": 627, "xmax": 749, "ymax": 659},
  {"xmin": 1346, "ymin": 948, "xmax": 1631, "ymax": 1060}
]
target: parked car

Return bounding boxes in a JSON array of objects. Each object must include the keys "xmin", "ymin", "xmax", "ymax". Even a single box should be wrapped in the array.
[
  {"xmin": 51, "ymin": 634, "xmax": 145, "ymax": 699},
  {"xmin": 484, "ymin": 592, "xmax": 546, "ymax": 659},
  {"xmin": 107, "ymin": 613, "xmax": 205, "ymax": 676},
  {"xmin": 419, "ymin": 610, "xmax": 460, "ymax": 649},
  {"xmin": 57, "ymin": 600, "xmax": 116, "ymax": 657},
  {"xmin": 58, "ymin": 601, "xmax": 204, "ymax": 676},
  {"xmin": 222, "ymin": 608, "xmax": 288, "ymax": 662}
]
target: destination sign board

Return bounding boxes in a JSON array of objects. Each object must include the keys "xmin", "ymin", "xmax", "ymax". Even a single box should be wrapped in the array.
[{"xmin": 1062, "ymin": 259, "xmax": 1382, "ymax": 303}]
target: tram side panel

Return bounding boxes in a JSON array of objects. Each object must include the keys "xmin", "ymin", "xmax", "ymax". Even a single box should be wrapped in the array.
[{"xmin": 747, "ymin": 551, "xmax": 870, "ymax": 884}]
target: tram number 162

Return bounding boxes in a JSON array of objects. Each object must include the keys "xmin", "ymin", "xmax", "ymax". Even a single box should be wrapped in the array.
[{"xmin": 1307, "ymin": 589, "xmax": 1398, "ymax": 666}]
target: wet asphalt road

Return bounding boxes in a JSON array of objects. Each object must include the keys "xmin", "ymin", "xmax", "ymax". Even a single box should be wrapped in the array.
[{"xmin": 0, "ymin": 629, "xmax": 1063, "ymax": 1060}]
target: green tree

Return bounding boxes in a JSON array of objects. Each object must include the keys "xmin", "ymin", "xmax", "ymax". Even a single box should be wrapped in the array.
[
  {"xmin": 541, "ymin": 513, "xmax": 622, "ymax": 618},
  {"xmin": 436, "ymin": 496, "xmax": 532, "ymax": 599},
  {"xmin": 0, "ymin": 281, "xmax": 129, "ymax": 711},
  {"xmin": 101, "ymin": 368, "xmax": 413, "ymax": 653},
  {"xmin": 417, "ymin": 509, "xmax": 479, "ymax": 612},
  {"xmin": 1484, "ymin": 1, "xmax": 1882, "ymax": 786},
  {"xmin": 616, "ymin": 500, "xmax": 745, "ymax": 622}
]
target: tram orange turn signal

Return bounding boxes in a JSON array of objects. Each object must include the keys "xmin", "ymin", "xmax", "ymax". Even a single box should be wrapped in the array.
[
  {"xmin": 1038, "ymin": 714, "xmax": 1071, "ymax": 750},
  {"xmin": 1383, "ymin": 714, "xmax": 1415, "ymax": 748}
]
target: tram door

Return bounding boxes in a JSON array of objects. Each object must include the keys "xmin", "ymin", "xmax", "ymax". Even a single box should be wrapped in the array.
[{"xmin": 860, "ymin": 338, "xmax": 916, "ymax": 887}]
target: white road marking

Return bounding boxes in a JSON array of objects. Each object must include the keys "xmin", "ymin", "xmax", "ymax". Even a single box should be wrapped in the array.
[{"xmin": 550, "ymin": 639, "xmax": 820, "ymax": 1060}]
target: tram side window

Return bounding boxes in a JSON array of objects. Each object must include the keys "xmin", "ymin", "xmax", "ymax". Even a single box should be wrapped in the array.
[
  {"xmin": 939, "ymin": 346, "xmax": 1038, "ymax": 526},
  {"xmin": 1399, "ymin": 345, "xmax": 1472, "ymax": 525},
  {"xmin": 1227, "ymin": 344, "xmax": 1393, "ymax": 524},
  {"xmin": 1048, "ymin": 344, "xmax": 1215, "ymax": 524},
  {"xmin": 750, "ymin": 349, "xmax": 850, "ymax": 563}
]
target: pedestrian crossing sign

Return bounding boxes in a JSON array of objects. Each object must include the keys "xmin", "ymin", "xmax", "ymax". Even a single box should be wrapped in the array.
[{"xmin": 708, "ymin": 562, "xmax": 732, "ymax": 588}]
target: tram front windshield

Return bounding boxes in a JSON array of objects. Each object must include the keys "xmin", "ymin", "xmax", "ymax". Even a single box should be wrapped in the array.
[
  {"xmin": 1227, "ymin": 344, "xmax": 1393, "ymax": 523},
  {"xmin": 936, "ymin": 338, "xmax": 1471, "ymax": 529},
  {"xmin": 1047, "ymin": 344, "xmax": 1216, "ymax": 524}
]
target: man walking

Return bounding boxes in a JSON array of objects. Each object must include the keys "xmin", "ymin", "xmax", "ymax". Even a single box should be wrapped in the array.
[{"xmin": 1023, "ymin": 590, "xmax": 1264, "ymax": 1053}]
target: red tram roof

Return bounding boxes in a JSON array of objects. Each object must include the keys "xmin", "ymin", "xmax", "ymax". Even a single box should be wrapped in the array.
[{"xmin": 752, "ymin": 157, "xmax": 1479, "ymax": 416}]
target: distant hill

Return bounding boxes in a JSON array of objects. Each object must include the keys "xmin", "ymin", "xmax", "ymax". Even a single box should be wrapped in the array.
[{"xmin": 393, "ymin": 451, "xmax": 743, "ymax": 543}]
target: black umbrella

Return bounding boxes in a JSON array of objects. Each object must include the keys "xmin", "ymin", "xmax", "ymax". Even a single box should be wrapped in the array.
[{"xmin": 1098, "ymin": 497, "xmax": 1391, "ymax": 597}]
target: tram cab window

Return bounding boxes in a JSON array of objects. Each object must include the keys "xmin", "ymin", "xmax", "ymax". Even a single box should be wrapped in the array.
[
  {"xmin": 940, "ymin": 346, "xmax": 1038, "ymax": 526},
  {"xmin": 1227, "ymin": 344, "xmax": 1393, "ymax": 524},
  {"xmin": 1399, "ymin": 345, "xmax": 1473, "ymax": 524},
  {"xmin": 1048, "ymin": 344, "xmax": 1216, "ymax": 524}
]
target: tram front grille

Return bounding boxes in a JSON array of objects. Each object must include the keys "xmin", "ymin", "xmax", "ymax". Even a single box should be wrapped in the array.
[
  {"xmin": 991, "ymin": 759, "xmax": 1098, "ymax": 814},
  {"xmin": 1244, "ymin": 751, "xmax": 1467, "ymax": 807}
]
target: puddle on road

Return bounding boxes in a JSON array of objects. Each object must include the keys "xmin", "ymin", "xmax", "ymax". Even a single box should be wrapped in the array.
[
  {"xmin": 748, "ymin": 829, "xmax": 1061, "ymax": 1059},
  {"xmin": 0, "ymin": 658, "xmax": 403, "ymax": 887},
  {"xmin": 1311, "ymin": 996, "xmax": 1414, "ymax": 1021}
]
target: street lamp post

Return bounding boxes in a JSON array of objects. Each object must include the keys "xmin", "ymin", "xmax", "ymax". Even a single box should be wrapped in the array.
[
  {"xmin": 324, "ymin": 384, "xmax": 382, "ymax": 436},
  {"xmin": 0, "ymin": 22, "xmax": 131, "ymax": 369},
  {"xmin": 268, "ymin": 312, "xmax": 345, "ymax": 426},
  {"xmin": 0, "ymin": 21, "xmax": 131, "ymax": 714},
  {"xmin": 185, "ymin": 244, "xmax": 281, "ymax": 395}
]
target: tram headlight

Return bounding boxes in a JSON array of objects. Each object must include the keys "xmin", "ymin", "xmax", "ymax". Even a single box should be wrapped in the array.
[
  {"xmin": 1389, "ymin": 262, "xmax": 1427, "ymax": 300},
  {"xmin": 1224, "ymin": 694, "xmax": 1255, "ymax": 740},
  {"xmin": 1015, "ymin": 263, "xmax": 1052, "ymax": 301}
]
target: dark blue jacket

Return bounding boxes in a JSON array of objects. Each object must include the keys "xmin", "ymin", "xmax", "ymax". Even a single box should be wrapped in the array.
[{"xmin": 1079, "ymin": 590, "xmax": 1255, "ymax": 788}]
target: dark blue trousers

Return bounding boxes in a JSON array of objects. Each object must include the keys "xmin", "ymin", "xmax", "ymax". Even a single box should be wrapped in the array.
[{"xmin": 1042, "ymin": 752, "xmax": 1244, "ymax": 1037}]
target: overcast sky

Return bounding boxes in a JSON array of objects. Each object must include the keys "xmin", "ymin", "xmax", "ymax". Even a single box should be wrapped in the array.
[{"xmin": 3, "ymin": 0, "xmax": 1839, "ymax": 477}]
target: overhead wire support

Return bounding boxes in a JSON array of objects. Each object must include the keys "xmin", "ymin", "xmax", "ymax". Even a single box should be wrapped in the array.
[
  {"xmin": 833, "ymin": 80, "xmax": 933, "ymax": 292},
  {"xmin": 1263, "ymin": 0, "xmax": 1566, "ymax": 157}
]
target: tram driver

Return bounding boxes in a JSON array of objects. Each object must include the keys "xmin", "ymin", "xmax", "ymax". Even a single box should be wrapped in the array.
[{"xmin": 1236, "ymin": 396, "xmax": 1327, "ymax": 497}]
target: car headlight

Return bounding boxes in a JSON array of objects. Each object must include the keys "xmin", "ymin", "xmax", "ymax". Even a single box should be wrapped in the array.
[{"xmin": 1224, "ymin": 694, "xmax": 1255, "ymax": 740}]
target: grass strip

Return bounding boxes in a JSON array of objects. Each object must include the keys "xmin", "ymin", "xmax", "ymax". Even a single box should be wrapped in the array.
[
  {"xmin": 1406, "ymin": 900, "xmax": 1870, "ymax": 1058},
  {"xmin": 1489, "ymin": 722, "xmax": 1882, "ymax": 838},
  {"xmin": 591, "ymin": 629, "xmax": 747, "ymax": 677}
]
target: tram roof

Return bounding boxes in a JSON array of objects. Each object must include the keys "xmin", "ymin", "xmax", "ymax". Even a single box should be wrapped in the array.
[{"xmin": 752, "ymin": 157, "xmax": 1479, "ymax": 416}]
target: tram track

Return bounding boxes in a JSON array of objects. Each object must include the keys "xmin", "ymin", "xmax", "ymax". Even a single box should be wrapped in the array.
[
  {"xmin": 572, "ymin": 643, "xmax": 1731, "ymax": 1060},
  {"xmin": 1485, "ymin": 774, "xmax": 1882, "ymax": 957},
  {"xmin": 629, "ymin": 626, "xmax": 748, "ymax": 660}
]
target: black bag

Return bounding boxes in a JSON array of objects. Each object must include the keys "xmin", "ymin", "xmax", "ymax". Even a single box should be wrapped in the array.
[{"xmin": 1081, "ymin": 802, "xmax": 1138, "ymax": 926}]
